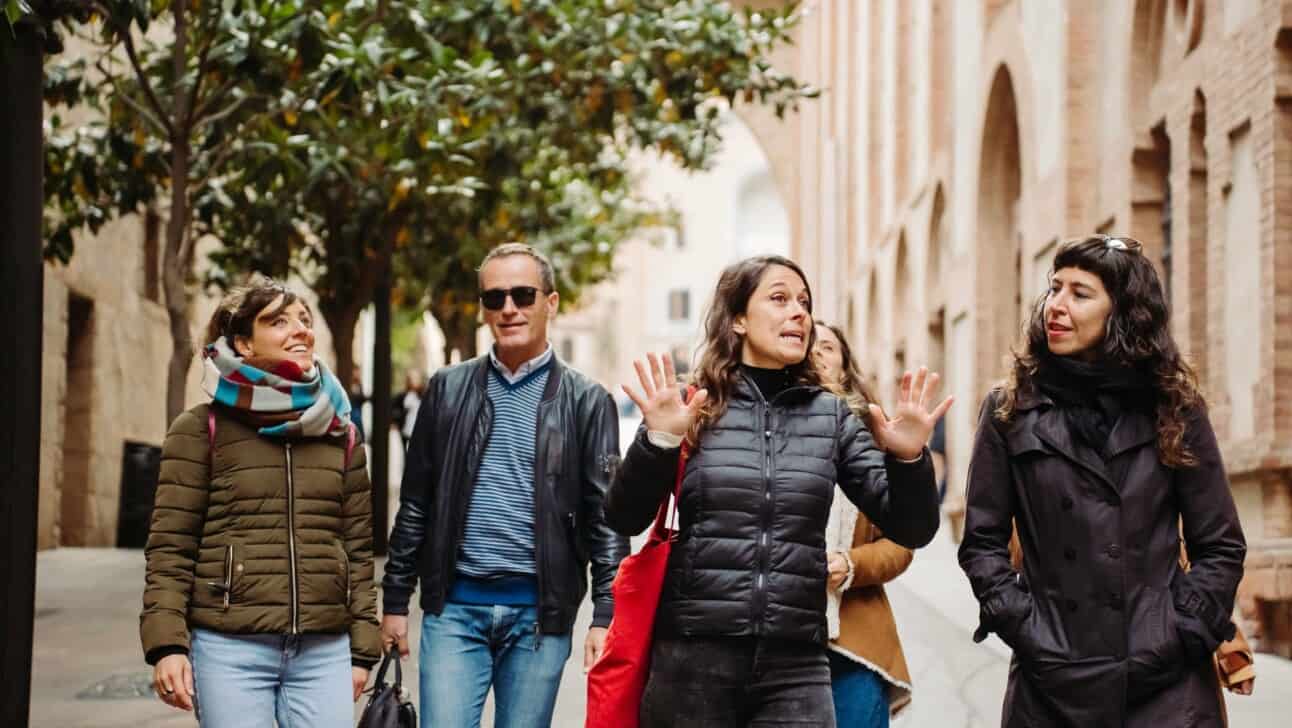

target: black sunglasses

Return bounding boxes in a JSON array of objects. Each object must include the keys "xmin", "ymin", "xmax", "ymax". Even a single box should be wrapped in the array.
[{"xmin": 479, "ymin": 286, "xmax": 543, "ymax": 311}]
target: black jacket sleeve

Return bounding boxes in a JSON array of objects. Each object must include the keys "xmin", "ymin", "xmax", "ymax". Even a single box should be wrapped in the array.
[
  {"xmin": 958, "ymin": 393, "xmax": 1033, "ymax": 645},
  {"xmin": 579, "ymin": 388, "xmax": 631, "ymax": 627},
  {"xmin": 381, "ymin": 372, "xmax": 439, "ymax": 615},
  {"xmin": 834, "ymin": 400, "xmax": 940, "ymax": 550},
  {"xmin": 1172, "ymin": 408, "xmax": 1247, "ymax": 656},
  {"xmin": 604, "ymin": 426, "xmax": 680, "ymax": 538}
]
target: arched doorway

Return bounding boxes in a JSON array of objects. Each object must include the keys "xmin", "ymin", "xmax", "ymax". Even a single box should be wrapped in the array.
[
  {"xmin": 892, "ymin": 232, "xmax": 911, "ymax": 389},
  {"xmin": 926, "ymin": 185, "xmax": 948, "ymax": 389},
  {"xmin": 975, "ymin": 66, "xmax": 1023, "ymax": 394}
]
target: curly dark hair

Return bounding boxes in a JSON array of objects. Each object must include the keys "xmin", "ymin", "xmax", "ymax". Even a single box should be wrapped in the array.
[
  {"xmin": 995, "ymin": 234, "xmax": 1203, "ymax": 467},
  {"xmin": 688, "ymin": 255, "xmax": 823, "ymax": 444}
]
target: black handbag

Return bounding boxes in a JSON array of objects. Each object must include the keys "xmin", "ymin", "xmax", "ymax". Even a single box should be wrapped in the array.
[{"xmin": 357, "ymin": 650, "xmax": 416, "ymax": 728}]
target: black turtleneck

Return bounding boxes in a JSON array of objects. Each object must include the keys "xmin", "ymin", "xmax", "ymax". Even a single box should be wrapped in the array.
[{"xmin": 742, "ymin": 364, "xmax": 793, "ymax": 402}]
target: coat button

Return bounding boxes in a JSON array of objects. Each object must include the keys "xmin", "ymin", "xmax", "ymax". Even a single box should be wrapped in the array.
[
  {"xmin": 1109, "ymin": 595, "xmax": 1123, "ymax": 611},
  {"xmin": 1106, "ymin": 544, "xmax": 1121, "ymax": 559},
  {"xmin": 1061, "ymin": 496, "xmax": 1074, "ymax": 510},
  {"xmin": 1066, "ymin": 599, "xmax": 1078, "ymax": 613},
  {"xmin": 1064, "ymin": 547, "xmax": 1076, "ymax": 561}
]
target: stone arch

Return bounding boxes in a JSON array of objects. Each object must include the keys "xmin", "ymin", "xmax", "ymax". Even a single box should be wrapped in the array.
[
  {"xmin": 976, "ymin": 65, "xmax": 1024, "ymax": 394},
  {"xmin": 1185, "ymin": 89, "xmax": 1208, "ymax": 373},
  {"xmin": 1130, "ymin": 0, "xmax": 1168, "ymax": 127},
  {"xmin": 926, "ymin": 183, "xmax": 948, "ymax": 380},
  {"xmin": 893, "ymin": 231, "xmax": 912, "ymax": 380},
  {"xmin": 864, "ymin": 267, "xmax": 883, "ymax": 395}
]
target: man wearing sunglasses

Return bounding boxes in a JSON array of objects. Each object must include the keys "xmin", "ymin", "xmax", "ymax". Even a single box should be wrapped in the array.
[{"xmin": 381, "ymin": 243, "xmax": 629, "ymax": 728}]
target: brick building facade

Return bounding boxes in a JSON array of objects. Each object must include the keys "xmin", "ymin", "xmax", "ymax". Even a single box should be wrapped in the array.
[{"xmin": 768, "ymin": 0, "xmax": 1292, "ymax": 655}]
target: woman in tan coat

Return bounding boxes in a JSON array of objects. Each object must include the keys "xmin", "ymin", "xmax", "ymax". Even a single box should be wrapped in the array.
[{"xmin": 814, "ymin": 323, "xmax": 914, "ymax": 726}]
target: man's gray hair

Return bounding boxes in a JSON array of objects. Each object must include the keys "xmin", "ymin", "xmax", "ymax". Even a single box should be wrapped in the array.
[{"xmin": 477, "ymin": 242, "xmax": 556, "ymax": 293}]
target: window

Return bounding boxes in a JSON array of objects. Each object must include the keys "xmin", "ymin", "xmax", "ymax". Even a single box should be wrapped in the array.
[{"xmin": 667, "ymin": 289, "xmax": 690, "ymax": 322}]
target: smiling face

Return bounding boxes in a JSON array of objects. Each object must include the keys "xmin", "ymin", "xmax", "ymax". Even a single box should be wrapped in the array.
[
  {"xmin": 812, "ymin": 324, "xmax": 845, "ymax": 386},
  {"xmin": 233, "ymin": 295, "xmax": 316, "ymax": 372},
  {"xmin": 479, "ymin": 253, "xmax": 558, "ymax": 366},
  {"xmin": 1044, "ymin": 266, "xmax": 1114, "ymax": 360},
  {"xmin": 734, "ymin": 264, "xmax": 813, "ymax": 368}
]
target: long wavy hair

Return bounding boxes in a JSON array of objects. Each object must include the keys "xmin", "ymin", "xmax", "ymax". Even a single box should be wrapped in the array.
[
  {"xmin": 995, "ymin": 234, "xmax": 1203, "ymax": 467},
  {"xmin": 687, "ymin": 255, "xmax": 823, "ymax": 444},
  {"xmin": 815, "ymin": 321, "xmax": 879, "ymax": 430}
]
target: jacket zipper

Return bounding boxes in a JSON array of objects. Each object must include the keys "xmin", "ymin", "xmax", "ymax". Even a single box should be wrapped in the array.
[
  {"xmin": 285, "ymin": 442, "xmax": 299, "ymax": 634},
  {"xmin": 532, "ymin": 397, "xmax": 548, "ymax": 643},
  {"xmin": 342, "ymin": 544, "xmax": 351, "ymax": 604},
  {"xmin": 754, "ymin": 405, "xmax": 774, "ymax": 635},
  {"xmin": 222, "ymin": 544, "xmax": 234, "ymax": 610}
]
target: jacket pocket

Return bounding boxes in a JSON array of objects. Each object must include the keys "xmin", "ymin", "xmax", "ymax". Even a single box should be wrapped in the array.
[
  {"xmin": 335, "ymin": 540, "xmax": 351, "ymax": 607},
  {"xmin": 205, "ymin": 543, "xmax": 237, "ymax": 610},
  {"xmin": 1127, "ymin": 587, "xmax": 1185, "ymax": 701},
  {"xmin": 566, "ymin": 511, "xmax": 590, "ymax": 563}
]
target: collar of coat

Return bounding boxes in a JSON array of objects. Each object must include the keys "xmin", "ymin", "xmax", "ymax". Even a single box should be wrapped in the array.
[
  {"xmin": 729, "ymin": 369, "xmax": 823, "ymax": 405},
  {"xmin": 1004, "ymin": 386, "xmax": 1158, "ymax": 497}
]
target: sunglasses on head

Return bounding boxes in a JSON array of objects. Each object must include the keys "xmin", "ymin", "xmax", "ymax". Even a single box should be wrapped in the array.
[
  {"xmin": 479, "ymin": 286, "xmax": 544, "ymax": 311},
  {"xmin": 1101, "ymin": 235, "xmax": 1142, "ymax": 253}
]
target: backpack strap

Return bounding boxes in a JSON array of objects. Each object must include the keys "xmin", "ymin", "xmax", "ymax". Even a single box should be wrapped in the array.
[
  {"xmin": 207, "ymin": 407, "xmax": 216, "ymax": 459},
  {"xmin": 343, "ymin": 422, "xmax": 357, "ymax": 472}
]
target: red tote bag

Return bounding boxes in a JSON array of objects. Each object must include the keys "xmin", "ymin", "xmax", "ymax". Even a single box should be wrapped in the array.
[{"xmin": 585, "ymin": 430, "xmax": 691, "ymax": 728}]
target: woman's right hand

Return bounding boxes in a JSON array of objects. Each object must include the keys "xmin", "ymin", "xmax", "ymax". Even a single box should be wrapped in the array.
[
  {"xmin": 153, "ymin": 654, "xmax": 195, "ymax": 711},
  {"xmin": 621, "ymin": 352, "xmax": 708, "ymax": 438}
]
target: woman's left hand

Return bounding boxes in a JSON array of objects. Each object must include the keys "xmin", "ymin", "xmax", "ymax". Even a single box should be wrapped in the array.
[
  {"xmin": 869, "ymin": 367, "xmax": 954, "ymax": 461},
  {"xmin": 352, "ymin": 666, "xmax": 369, "ymax": 702},
  {"xmin": 827, "ymin": 552, "xmax": 851, "ymax": 590}
]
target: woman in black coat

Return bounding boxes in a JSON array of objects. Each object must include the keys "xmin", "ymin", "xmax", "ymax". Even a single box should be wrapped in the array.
[
  {"xmin": 606, "ymin": 255, "xmax": 950, "ymax": 728},
  {"xmin": 959, "ymin": 235, "xmax": 1246, "ymax": 727}
]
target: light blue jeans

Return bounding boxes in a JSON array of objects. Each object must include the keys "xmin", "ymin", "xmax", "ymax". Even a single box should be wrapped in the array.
[
  {"xmin": 190, "ymin": 628, "xmax": 352, "ymax": 728},
  {"xmin": 419, "ymin": 603, "xmax": 572, "ymax": 728}
]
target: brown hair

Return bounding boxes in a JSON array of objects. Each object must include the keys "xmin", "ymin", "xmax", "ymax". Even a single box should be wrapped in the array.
[
  {"xmin": 687, "ymin": 255, "xmax": 823, "ymax": 444},
  {"xmin": 204, "ymin": 274, "xmax": 307, "ymax": 349},
  {"xmin": 815, "ymin": 321, "xmax": 879, "ymax": 430},
  {"xmin": 995, "ymin": 234, "xmax": 1203, "ymax": 467}
]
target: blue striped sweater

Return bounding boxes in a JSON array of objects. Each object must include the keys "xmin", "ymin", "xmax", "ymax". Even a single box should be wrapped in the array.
[{"xmin": 454, "ymin": 360, "xmax": 551, "ymax": 589}]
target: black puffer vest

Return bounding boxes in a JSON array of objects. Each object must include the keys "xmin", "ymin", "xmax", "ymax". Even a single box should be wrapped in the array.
[{"xmin": 605, "ymin": 376, "xmax": 938, "ymax": 643}]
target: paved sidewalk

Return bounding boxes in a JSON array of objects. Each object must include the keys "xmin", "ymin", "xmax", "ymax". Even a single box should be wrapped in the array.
[{"xmin": 28, "ymin": 521, "xmax": 1292, "ymax": 727}]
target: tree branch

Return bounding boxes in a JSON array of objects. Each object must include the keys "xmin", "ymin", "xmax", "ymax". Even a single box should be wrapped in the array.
[
  {"xmin": 112, "ymin": 10, "xmax": 174, "ymax": 138},
  {"xmin": 95, "ymin": 57, "xmax": 170, "ymax": 136}
]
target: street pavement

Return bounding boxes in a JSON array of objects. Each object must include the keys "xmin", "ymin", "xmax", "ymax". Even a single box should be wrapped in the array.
[
  {"xmin": 28, "ymin": 426, "xmax": 1292, "ymax": 728},
  {"xmin": 30, "ymin": 521, "xmax": 1291, "ymax": 727}
]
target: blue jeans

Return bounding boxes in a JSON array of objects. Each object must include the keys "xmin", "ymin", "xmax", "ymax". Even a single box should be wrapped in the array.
[
  {"xmin": 189, "ymin": 628, "xmax": 352, "ymax": 728},
  {"xmin": 419, "ymin": 603, "xmax": 572, "ymax": 728},
  {"xmin": 828, "ymin": 651, "xmax": 889, "ymax": 728}
]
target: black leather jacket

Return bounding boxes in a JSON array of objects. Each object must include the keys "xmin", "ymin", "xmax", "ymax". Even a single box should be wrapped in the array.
[
  {"xmin": 605, "ymin": 377, "xmax": 939, "ymax": 643},
  {"xmin": 382, "ymin": 355, "xmax": 628, "ymax": 632}
]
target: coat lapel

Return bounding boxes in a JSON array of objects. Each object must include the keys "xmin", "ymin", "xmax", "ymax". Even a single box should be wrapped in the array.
[{"xmin": 1019, "ymin": 393, "xmax": 1123, "ymax": 499}]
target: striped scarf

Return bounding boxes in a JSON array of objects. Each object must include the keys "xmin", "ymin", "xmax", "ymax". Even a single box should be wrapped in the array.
[{"xmin": 203, "ymin": 337, "xmax": 352, "ymax": 439}]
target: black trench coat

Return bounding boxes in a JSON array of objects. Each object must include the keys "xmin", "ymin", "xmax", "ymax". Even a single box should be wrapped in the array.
[{"xmin": 959, "ymin": 389, "xmax": 1246, "ymax": 728}]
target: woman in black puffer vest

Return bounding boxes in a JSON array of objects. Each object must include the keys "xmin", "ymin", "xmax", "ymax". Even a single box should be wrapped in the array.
[{"xmin": 606, "ymin": 255, "xmax": 950, "ymax": 728}]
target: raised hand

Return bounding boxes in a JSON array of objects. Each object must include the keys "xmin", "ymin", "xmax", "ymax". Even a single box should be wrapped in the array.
[
  {"xmin": 868, "ymin": 367, "xmax": 953, "ymax": 461},
  {"xmin": 621, "ymin": 352, "xmax": 709, "ymax": 438}
]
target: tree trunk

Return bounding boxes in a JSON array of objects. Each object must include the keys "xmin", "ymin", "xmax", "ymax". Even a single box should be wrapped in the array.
[
  {"xmin": 0, "ymin": 23, "xmax": 44, "ymax": 726},
  {"xmin": 371, "ymin": 272, "xmax": 392, "ymax": 555},
  {"xmin": 322, "ymin": 306, "xmax": 360, "ymax": 393},
  {"xmin": 162, "ymin": 1, "xmax": 193, "ymax": 428},
  {"xmin": 432, "ymin": 305, "xmax": 479, "ymax": 364}
]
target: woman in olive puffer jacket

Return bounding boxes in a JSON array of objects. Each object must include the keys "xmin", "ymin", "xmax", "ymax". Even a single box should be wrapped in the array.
[
  {"xmin": 607, "ymin": 255, "xmax": 951, "ymax": 728},
  {"xmin": 140, "ymin": 275, "xmax": 380, "ymax": 728}
]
